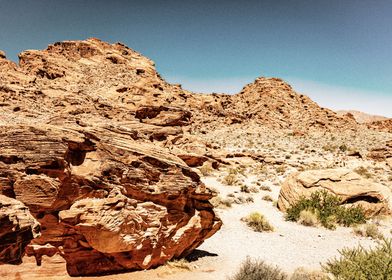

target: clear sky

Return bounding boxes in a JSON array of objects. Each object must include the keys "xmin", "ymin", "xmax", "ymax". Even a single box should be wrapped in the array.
[{"xmin": 0, "ymin": 0, "xmax": 391, "ymax": 116}]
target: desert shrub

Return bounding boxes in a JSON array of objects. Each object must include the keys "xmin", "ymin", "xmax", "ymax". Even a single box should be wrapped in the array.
[
  {"xmin": 210, "ymin": 196, "xmax": 233, "ymax": 208},
  {"xmin": 353, "ymin": 223, "xmax": 383, "ymax": 239},
  {"xmin": 276, "ymin": 165, "xmax": 287, "ymax": 174},
  {"xmin": 241, "ymin": 185, "xmax": 250, "ymax": 193},
  {"xmin": 223, "ymin": 173, "xmax": 238, "ymax": 185},
  {"xmin": 262, "ymin": 195, "xmax": 273, "ymax": 202},
  {"xmin": 338, "ymin": 144, "xmax": 348, "ymax": 152},
  {"xmin": 229, "ymin": 257, "xmax": 287, "ymax": 280},
  {"xmin": 246, "ymin": 196, "xmax": 254, "ymax": 203},
  {"xmin": 323, "ymin": 239, "xmax": 392, "ymax": 279},
  {"xmin": 249, "ymin": 186, "xmax": 259, "ymax": 193},
  {"xmin": 242, "ymin": 212, "xmax": 274, "ymax": 232},
  {"xmin": 260, "ymin": 185, "xmax": 272, "ymax": 192},
  {"xmin": 290, "ymin": 267, "xmax": 330, "ymax": 280},
  {"xmin": 354, "ymin": 166, "xmax": 373, "ymax": 179},
  {"xmin": 298, "ymin": 210, "xmax": 318, "ymax": 227},
  {"xmin": 286, "ymin": 190, "xmax": 366, "ymax": 229}
]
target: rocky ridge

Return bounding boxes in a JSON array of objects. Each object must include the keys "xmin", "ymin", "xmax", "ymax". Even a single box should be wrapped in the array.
[{"xmin": 0, "ymin": 38, "xmax": 384, "ymax": 277}]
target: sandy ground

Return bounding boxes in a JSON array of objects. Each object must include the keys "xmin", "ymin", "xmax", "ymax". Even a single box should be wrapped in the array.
[{"xmin": 2, "ymin": 175, "xmax": 389, "ymax": 280}]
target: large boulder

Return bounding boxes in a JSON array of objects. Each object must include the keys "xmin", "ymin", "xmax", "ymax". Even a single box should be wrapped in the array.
[
  {"xmin": 0, "ymin": 195, "xmax": 40, "ymax": 265},
  {"xmin": 278, "ymin": 168, "xmax": 392, "ymax": 216},
  {"xmin": 0, "ymin": 124, "xmax": 221, "ymax": 276}
]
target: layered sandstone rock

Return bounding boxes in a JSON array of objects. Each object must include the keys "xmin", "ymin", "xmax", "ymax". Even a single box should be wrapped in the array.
[
  {"xmin": 0, "ymin": 195, "xmax": 40, "ymax": 265},
  {"xmin": 368, "ymin": 140, "xmax": 392, "ymax": 166},
  {"xmin": 278, "ymin": 169, "xmax": 392, "ymax": 216},
  {"xmin": 0, "ymin": 124, "xmax": 221, "ymax": 276},
  {"xmin": 367, "ymin": 119, "xmax": 392, "ymax": 133}
]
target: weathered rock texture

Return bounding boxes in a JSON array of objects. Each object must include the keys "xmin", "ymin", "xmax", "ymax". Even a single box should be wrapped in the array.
[
  {"xmin": 278, "ymin": 169, "xmax": 392, "ymax": 216},
  {"xmin": 368, "ymin": 140, "xmax": 392, "ymax": 169},
  {"xmin": 336, "ymin": 110, "xmax": 388, "ymax": 124},
  {"xmin": 367, "ymin": 119, "xmax": 392, "ymax": 133},
  {"xmin": 0, "ymin": 38, "xmax": 362, "ymax": 275},
  {"xmin": 0, "ymin": 124, "xmax": 220, "ymax": 276},
  {"xmin": 0, "ymin": 195, "xmax": 40, "ymax": 265}
]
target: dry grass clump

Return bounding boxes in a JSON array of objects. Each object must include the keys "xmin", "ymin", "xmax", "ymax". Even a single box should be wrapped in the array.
[
  {"xmin": 229, "ymin": 257, "xmax": 287, "ymax": 280},
  {"xmin": 290, "ymin": 268, "xmax": 330, "ymax": 280},
  {"xmin": 242, "ymin": 212, "xmax": 274, "ymax": 232},
  {"xmin": 210, "ymin": 196, "xmax": 233, "ymax": 208},
  {"xmin": 323, "ymin": 239, "xmax": 392, "ymax": 279},
  {"xmin": 223, "ymin": 173, "xmax": 238, "ymax": 185},
  {"xmin": 262, "ymin": 195, "xmax": 273, "ymax": 202},
  {"xmin": 298, "ymin": 210, "xmax": 319, "ymax": 227},
  {"xmin": 260, "ymin": 185, "xmax": 272, "ymax": 191},
  {"xmin": 353, "ymin": 223, "xmax": 383, "ymax": 239}
]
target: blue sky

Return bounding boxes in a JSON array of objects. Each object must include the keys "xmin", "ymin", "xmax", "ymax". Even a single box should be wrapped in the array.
[{"xmin": 0, "ymin": 0, "xmax": 391, "ymax": 116}]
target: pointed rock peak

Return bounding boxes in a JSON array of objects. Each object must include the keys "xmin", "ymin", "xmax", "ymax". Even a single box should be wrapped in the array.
[
  {"xmin": 239, "ymin": 76, "xmax": 293, "ymax": 95},
  {"xmin": 0, "ymin": 50, "xmax": 6, "ymax": 59}
]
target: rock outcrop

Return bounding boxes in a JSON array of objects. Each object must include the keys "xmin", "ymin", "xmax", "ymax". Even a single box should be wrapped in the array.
[
  {"xmin": 0, "ymin": 195, "xmax": 40, "ymax": 265},
  {"xmin": 367, "ymin": 119, "xmax": 392, "ymax": 133},
  {"xmin": 0, "ymin": 38, "xmax": 367, "ymax": 276},
  {"xmin": 278, "ymin": 169, "xmax": 392, "ymax": 216},
  {"xmin": 368, "ymin": 140, "xmax": 392, "ymax": 167},
  {"xmin": 0, "ymin": 124, "xmax": 221, "ymax": 276}
]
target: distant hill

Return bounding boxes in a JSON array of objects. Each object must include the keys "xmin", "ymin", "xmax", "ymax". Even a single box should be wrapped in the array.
[{"xmin": 336, "ymin": 110, "xmax": 388, "ymax": 124}]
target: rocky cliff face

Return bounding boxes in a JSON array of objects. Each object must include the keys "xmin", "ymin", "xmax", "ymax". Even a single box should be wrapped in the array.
[
  {"xmin": 0, "ymin": 38, "xmax": 359, "ymax": 276},
  {"xmin": 0, "ymin": 195, "xmax": 40, "ymax": 265},
  {"xmin": 0, "ymin": 39, "xmax": 222, "ymax": 276}
]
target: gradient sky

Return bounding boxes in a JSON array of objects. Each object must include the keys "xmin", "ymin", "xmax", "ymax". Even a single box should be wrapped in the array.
[{"xmin": 0, "ymin": 0, "xmax": 391, "ymax": 116}]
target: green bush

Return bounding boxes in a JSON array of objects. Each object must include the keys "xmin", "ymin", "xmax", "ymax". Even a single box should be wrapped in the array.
[
  {"xmin": 229, "ymin": 257, "xmax": 287, "ymax": 280},
  {"xmin": 323, "ymin": 239, "xmax": 392, "ymax": 279},
  {"xmin": 286, "ymin": 190, "xmax": 366, "ymax": 229}
]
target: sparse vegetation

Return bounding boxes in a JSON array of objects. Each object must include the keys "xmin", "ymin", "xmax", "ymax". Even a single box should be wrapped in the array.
[
  {"xmin": 286, "ymin": 190, "xmax": 366, "ymax": 229},
  {"xmin": 323, "ymin": 239, "xmax": 392, "ymax": 279},
  {"xmin": 229, "ymin": 257, "xmax": 287, "ymax": 280},
  {"xmin": 210, "ymin": 196, "xmax": 233, "ymax": 208},
  {"xmin": 242, "ymin": 212, "xmax": 274, "ymax": 232},
  {"xmin": 353, "ymin": 223, "xmax": 383, "ymax": 239},
  {"xmin": 260, "ymin": 185, "xmax": 272, "ymax": 191},
  {"xmin": 223, "ymin": 173, "xmax": 238, "ymax": 185},
  {"xmin": 262, "ymin": 194, "xmax": 273, "ymax": 202},
  {"xmin": 290, "ymin": 268, "xmax": 330, "ymax": 280},
  {"xmin": 298, "ymin": 210, "xmax": 318, "ymax": 227}
]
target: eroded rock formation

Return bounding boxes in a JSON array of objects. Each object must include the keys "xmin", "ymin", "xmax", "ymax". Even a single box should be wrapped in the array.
[
  {"xmin": 0, "ymin": 38, "xmax": 363, "ymax": 276},
  {"xmin": 0, "ymin": 124, "xmax": 221, "ymax": 276},
  {"xmin": 277, "ymin": 168, "xmax": 392, "ymax": 216},
  {"xmin": 0, "ymin": 195, "xmax": 40, "ymax": 265}
]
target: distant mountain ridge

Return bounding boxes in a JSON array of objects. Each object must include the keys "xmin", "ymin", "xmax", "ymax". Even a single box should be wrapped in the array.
[{"xmin": 336, "ymin": 110, "xmax": 388, "ymax": 124}]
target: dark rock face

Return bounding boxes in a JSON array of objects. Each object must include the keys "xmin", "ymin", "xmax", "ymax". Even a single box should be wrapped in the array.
[{"xmin": 0, "ymin": 195, "xmax": 40, "ymax": 265}]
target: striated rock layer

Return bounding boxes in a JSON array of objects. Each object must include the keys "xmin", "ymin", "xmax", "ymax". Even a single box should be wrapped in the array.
[
  {"xmin": 278, "ymin": 168, "xmax": 392, "ymax": 217},
  {"xmin": 0, "ymin": 124, "xmax": 221, "ymax": 276},
  {"xmin": 0, "ymin": 195, "xmax": 40, "ymax": 265}
]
